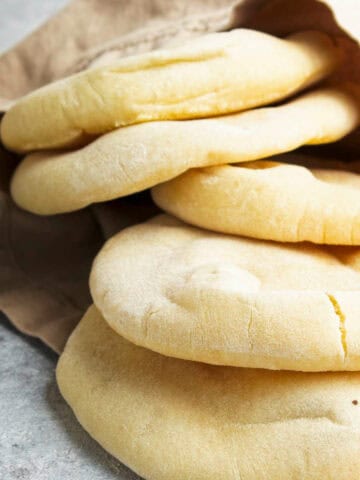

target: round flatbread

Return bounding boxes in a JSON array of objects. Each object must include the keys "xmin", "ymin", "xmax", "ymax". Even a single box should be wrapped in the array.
[
  {"xmin": 152, "ymin": 153, "xmax": 360, "ymax": 245},
  {"xmin": 57, "ymin": 305, "xmax": 360, "ymax": 480},
  {"xmin": 90, "ymin": 214, "xmax": 360, "ymax": 371},
  {"xmin": 1, "ymin": 29, "xmax": 339, "ymax": 153},
  {"xmin": 11, "ymin": 86, "xmax": 359, "ymax": 215}
]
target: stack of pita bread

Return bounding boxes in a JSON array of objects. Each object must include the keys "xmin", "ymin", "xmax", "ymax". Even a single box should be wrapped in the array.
[{"xmin": 2, "ymin": 28, "xmax": 360, "ymax": 479}]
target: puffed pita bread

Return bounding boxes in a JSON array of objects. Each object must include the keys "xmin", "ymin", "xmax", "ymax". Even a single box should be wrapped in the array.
[
  {"xmin": 11, "ymin": 86, "xmax": 359, "ymax": 215},
  {"xmin": 90, "ymin": 214, "xmax": 360, "ymax": 371},
  {"xmin": 57, "ymin": 305, "xmax": 360, "ymax": 480},
  {"xmin": 1, "ymin": 29, "xmax": 340, "ymax": 153},
  {"xmin": 152, "ymin": 153, "xmax": 360, "ymax": 245}
]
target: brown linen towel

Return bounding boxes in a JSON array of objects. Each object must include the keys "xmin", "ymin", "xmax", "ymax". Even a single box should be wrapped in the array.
[{"xmin": 0, "ymin": 0, "xmax": 359, "ymax": 353}]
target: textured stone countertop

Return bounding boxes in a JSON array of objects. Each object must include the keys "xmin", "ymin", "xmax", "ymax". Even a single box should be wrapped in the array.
[
  {"xmin": 0, "ymin": 317, "xmax": 138, "ymax": 480},
  {"xmin": 0, "ymin": 2, "xmax": 138, "ymax": 478}
]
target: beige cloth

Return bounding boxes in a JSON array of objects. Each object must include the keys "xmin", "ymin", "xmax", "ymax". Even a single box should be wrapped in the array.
[{"xmin": 0, "ymin": 0, "xmax": 359, "ymax": 353}]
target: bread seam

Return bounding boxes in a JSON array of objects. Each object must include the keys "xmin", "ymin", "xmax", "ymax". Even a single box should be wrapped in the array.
[{"xmin": 327, "ymin": 293, "xmax": 348, "ymax": 360}]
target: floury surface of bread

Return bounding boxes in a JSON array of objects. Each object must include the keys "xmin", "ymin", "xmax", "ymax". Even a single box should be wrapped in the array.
[
  {"xmin": 10, "ymin": 86, "xmax": 360, "ymax": 215},
  {"xmin": 152, "ymin": 153, "xmax": 360, "ymax": 245},
  {"xmin": 57, "ymin": 305, "xmax": 360, "ymax": 480},
  {"xmin": 90, "ymin": 214, "xmax": 360, "ymax": 372},
  {"xmin": 1, "ymin": 29, "xmax": 340, "ymax": 153}
]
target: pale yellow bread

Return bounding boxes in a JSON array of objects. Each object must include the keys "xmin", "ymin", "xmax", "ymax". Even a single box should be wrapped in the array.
[
  {"xmin": 90, "ymin": 214, "xmax": 360, "ymax": 371},
  {"xmin": 11, "ymin": 86, "xmax": 359, "ymax": 215},
  {"xmin": 56, "ymin": 305, "xmax": 360, "ymax": 480},
  {"xmin": 1, "ymin": 29, "xmax": 340, "ymax": 153},
  {"xmin": 152, "ymin": 153, "xmax": 360, "ymax": 245}
]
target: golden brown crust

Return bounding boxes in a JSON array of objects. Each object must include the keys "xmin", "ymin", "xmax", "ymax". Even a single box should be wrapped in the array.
[
  {"xmin": 57, "ymin": 305, "xmax": 360, "ymax": 480},
  {"xmin": 11, "ymin": 86, "xmax": 359, "ymax": 215},
  {"xmin": 1, "ymin": 30, "xmax": 340, "ymax": 153},
  {"xmin": 90, "ymin": 214, "xmax": 360, "ymax": 371},
  {"xmin": 152, "ymin": 153, "xmax": 360, "ymax": 245}
]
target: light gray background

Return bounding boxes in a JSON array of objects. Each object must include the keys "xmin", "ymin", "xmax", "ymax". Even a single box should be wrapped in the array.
[
  {"xmin": 0, "ymin": 0, "xmax": 68, "ymax": 52},
  {"xmin": 0, "ymin": 2, "xmax": 137, "ymax": 479}
]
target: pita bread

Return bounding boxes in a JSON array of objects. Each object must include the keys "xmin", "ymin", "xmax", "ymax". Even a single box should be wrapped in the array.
[
  {"xmin": 11, "ymin": 86, "xmax": 359, "ymax": 215},
  {"xmin": 57, "ymin": 305, "xmax": 360, "ymax": 480},
  {"xmin": 90, "ymin": 214, "xmax": 360, "ymax": 371},
  {"xmin": 1, "ymin": 29, "xmax": 340, "ymax": 153},
  {"xmin": 152, "ymin": 153, "xmax": 360, "ymax": 245}
]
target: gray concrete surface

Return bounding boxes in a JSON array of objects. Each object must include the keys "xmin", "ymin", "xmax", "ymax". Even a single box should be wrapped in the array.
[
  {"xmin": 0, "ymin": 0, "xmax": 69, "ymax": 52},
  {"xmin": 0, "ymin": 317, "xmax": 139, "ymax": 480},
  {"xmin": 0, "ymin": 1, "xmax": 140, "ymax": 479}
]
